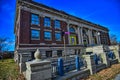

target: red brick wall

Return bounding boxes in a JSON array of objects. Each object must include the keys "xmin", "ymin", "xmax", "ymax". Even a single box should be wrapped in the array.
[
  {"xmin": 19, "ymin": 10, "xmax": 30, "ymax": 44},
  {"xmin": 24, "ymin": 13, "xmax": 69, "ymax": 44}
]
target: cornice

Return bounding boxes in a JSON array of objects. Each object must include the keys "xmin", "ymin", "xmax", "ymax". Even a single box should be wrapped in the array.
[{"xmin": 16, "ymin": 0, "xmax": 109, "ymax": 32}]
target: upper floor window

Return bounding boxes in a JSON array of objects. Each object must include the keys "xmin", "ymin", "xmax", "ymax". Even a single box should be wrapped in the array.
[
  {"xmin": 31, "ymin": 29, "xmax": 40, "ymax": 40},
  {"xmin": 44, "ymin": 17, "xmax": 51, "ymax": 27},
  {"xmin": 55, "ymin": 32, "xmax": 61, "ymax": 41},
  {"xmin": 44, "ymin": 31, "xmax": 52, "ymax": 40},
  {"xmin": 69, "ymin": 27, "xmax": 75, "ymax": 33},
  {"xmin": 31, "ymin": 14, "xmax": 39, "ymax": 25},
  {"xmin": 54, "ymin": 20, "xmax": 60, "ymax": 29}
]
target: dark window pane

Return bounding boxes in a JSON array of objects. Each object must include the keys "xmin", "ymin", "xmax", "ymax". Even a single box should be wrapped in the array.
[
  {"xmin": 44, "ymin": 31, "xmax": 51, "ymax": 40},
  {"xmin": 69, "ymin": 27, "xmax": 75, "ymax": 33},
  {"xmin": 55, "ymin": 32, "xmax": 61, "ymax": 41},
  {"xmin": 31, "ymin": 30, "xmax": 40, "ymax": 39},
  {"xmin": 31, "ymin": 14, "xmax": 39, "ymax": 25},
  {"xmin": 57, "ymin": 50, "xmax": 62, "ymax": 57},
  {"xmin": 54, "ymin": 20, "xmax": 60, "ymax": 29},
  {"xmin": 46, "ymin": 51, "xmax": 52, "ymax": 58},
  {"xmin": 44, "ymin": 17, "xmax": 51, "ymax": 27}
]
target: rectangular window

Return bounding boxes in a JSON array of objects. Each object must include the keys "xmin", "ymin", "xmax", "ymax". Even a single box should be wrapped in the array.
[
  {"xmin": 54, "ymin": 20, "xmax": 60, "ymax": 29},
  {"xmin": 44, "ymin": 31, "xmax": 52, "ymax": 40},
  {"xmin": 31, "ymin": 14, "xmax": 39, "ymax": 25},
  {"xmin": 31, "ymin": 29, "xmax": 40, "ymax": 40},
  {"xmin": 44, "ymin": 17, "xmax": 51, "ymax": 27},
  {"xmin": 55, "ymin": 32, "xmax": 61, "ymax": 41},
  {"xmin": 46, "ymin": 51, "xmax": 52, "ymax": 58},
  {"xmin": 57, "ymin": 50, "xmax": 62, "ymax": 57}
]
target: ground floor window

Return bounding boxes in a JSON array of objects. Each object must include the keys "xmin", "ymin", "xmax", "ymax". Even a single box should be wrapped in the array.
[
  {"xmin": 46, "ymin": 51, "xmax": 52, "ymax": 58},
  {"xmin": 57, "ymin": 50, "xmax": 62, "ymax": 57},
  {"xmin": 31, "ymin": 51, "xmax": 35, "ymax": 59}
]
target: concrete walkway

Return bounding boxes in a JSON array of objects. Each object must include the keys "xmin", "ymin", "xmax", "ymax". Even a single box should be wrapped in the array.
[{"xmin": 115, "ymin": 74, "xmax": 120, "ymax": 80}]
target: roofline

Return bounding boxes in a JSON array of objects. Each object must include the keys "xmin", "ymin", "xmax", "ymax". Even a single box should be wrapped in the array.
[
  {"xmin": 30, "ymin": 1, "xmax": 109, "ymax": 31},
  {"xmin": 14, "ymin": 0, "xmax": 109, "ymax": 33}
]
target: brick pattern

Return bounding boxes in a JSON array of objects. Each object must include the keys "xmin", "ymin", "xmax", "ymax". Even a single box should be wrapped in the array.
[
  {"xmin": 19, "ymin": 10, "xmax": 30, "ymax": 44},
  {"xmin": 18, "ymin": 10, "xmax": 69, "ymax": 45}
]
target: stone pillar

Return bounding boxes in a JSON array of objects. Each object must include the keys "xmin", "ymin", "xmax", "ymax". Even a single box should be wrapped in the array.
[
  {"xmin": 101, "ymin": 52, "xmax": 110, "ymax": 67},
  {"xmin": 96, "ymin": 32, "xmax": 101, "ymax": 45},
  {"xmin": 77, "ymin": 27, "xmax": 81, "ymax": 44},
  {"xmin": 88, "ymin": 29, "xmax": 92, "ymax": 45},
  {"xmin": 26, "ymin": 49, "xmax": 52, "ymax": 80},
  {"xmin": 19, "ymin": 52, "xmax": 31, "ymax": 73},
  {"xmin": 84, "ymin": 54, "xmax": 96, "ymax": 75},
  {"xmin": 80, "ymin": 27, "xmax": 83, "ymax": 45},
  {"xmin": 112, "ymin": 45, "xmax": 120, "ymax": 62},
  {"xmin": 52, "ymin": 50, "xmax": 57, "ymax": 57}
]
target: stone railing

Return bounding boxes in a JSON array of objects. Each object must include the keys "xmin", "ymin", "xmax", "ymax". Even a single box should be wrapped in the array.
[{"xmin": 21, "ymin": 45, "xmax": 120, "ymax": 80}]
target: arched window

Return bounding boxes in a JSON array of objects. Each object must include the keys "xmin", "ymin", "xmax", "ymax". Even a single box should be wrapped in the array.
[{"xmin": 69, "ymin": 27, "xmax": 75, "ymax": 33}]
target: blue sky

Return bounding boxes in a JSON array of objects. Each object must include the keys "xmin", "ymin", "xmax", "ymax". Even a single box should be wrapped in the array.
[{"xmin": 0, "ymin": 0, "xmax": 120, "ymax": 51}]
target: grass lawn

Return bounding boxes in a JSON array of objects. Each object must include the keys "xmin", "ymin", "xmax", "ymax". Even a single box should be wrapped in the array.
[
  {"xmin": 1, "ymin": 59, "xmax": 120, "ymax": 80},
  {"xmin": 0, "ymin": 59, "xmax": 25, "ymax": 80}
]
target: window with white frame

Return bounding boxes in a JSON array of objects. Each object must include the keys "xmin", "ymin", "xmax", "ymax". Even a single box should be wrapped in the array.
[
  {"xmin": 44, "ymin": 17, "xmax": 51, "ymax": 27},
  {"xmin": 44, "ymin": 31, "xmax": 52, "ymax": 40},
  {"xmin": 31, "ymin": 29, "xmax": 40, "ymax": 40},
  {"xmin": 31, "ymin": 14, "xmax": 39, "ymax": 25},
  {"xmin": 54, "ymin": 20, "xmax": 60, "ymax": 29},
  {"xmin": 55, "ymin": 32, "xmax": 61, "ymax": 41}
]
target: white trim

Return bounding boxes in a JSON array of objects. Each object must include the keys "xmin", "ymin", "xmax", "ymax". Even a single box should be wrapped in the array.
[
  {"xmin": 20, "ymin": 5, "xmax": 108, "ymax": 33},
  {"xmin": 31, "ymin": 27, "xmax": 40, "ymax": 30}
]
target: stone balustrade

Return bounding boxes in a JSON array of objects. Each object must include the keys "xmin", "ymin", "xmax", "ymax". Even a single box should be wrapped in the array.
[{"xmin": 21, "ymin": 45, "xmax": 120, "ymax": 80}]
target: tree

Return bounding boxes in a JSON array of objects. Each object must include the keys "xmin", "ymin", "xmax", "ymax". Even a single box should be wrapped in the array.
[
  {"xmin": 110, "ymin": 34, "xmax": 118, "ymax": 45},
  {"xmin": 0, "ymin": 37, "xmax": 9, "ymax": 52}
]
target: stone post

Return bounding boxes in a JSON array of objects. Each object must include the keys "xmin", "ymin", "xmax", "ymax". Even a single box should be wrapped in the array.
[
  {"xmin": 101, "ymin": 52, "xmax": 110, "ymax": 67},
  {"xmin": 113, "ymin": 45, "xmax": 120, "ymax": 62},
  {"xmin": 19, "ymin": 52, "xmax": 31, "ymax": 73},
  {"xmin": 84, "ymin": 54, "xmax": 96, "ymax": 75},
  {"xmin": 26, "ymin": 49, "xmax": 52, "ymax": 80}
]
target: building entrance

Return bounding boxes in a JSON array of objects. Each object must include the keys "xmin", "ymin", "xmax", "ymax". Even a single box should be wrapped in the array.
[{"xmin": 70, "ymin": 35, "xmax": 77, "ymax": 45}]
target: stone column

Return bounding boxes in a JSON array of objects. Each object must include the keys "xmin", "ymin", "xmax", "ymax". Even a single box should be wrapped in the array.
[
  {"xmin": 112, "ymin": 45, "xmax": 120, "ymax": 62},
  {"xmin": 96, "ymin": 31, "xmax": 101, "ymax": 45},
  {"xmin": 77, "ymin": 27, "xmax": 81, "ymax": 44},
  {"xmin": 52, "ymin": 50, "xmax": 57, "ymax": 57},
  {"xmin": 80, "ymin": 27, "xmax": 83, "ymax": 45},
  {"xmin": 95, "ymin": 32, "xmax": 98, "ymax": 44},
  {"xmin": 26, "ymin": 49, "xmax": 52, "ymax": 80},
  {"xmin": 84, "ymin": 54, "xmax": 96, "ymax": 75},
  {"xmin": 101, "ymin": 52, "xmax": 110, "ymax": 67},
  {"xmin": 88, "ymin": 29, "xmax": 92, "ymax": 45},
  {"xmin": 19, "ymin": 52, "xmax": 31, "ymax": 73}
]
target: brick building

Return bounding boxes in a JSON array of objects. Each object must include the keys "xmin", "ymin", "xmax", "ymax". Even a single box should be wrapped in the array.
[{"xmin": 14, "ymin": 0, "xmax": 110, "ymax": 60}]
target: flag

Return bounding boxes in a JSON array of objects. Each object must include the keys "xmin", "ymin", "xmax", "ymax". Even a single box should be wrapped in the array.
[{"xmin": 62, "ymin": 31, "xmax": 70, "ymax": 36}]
